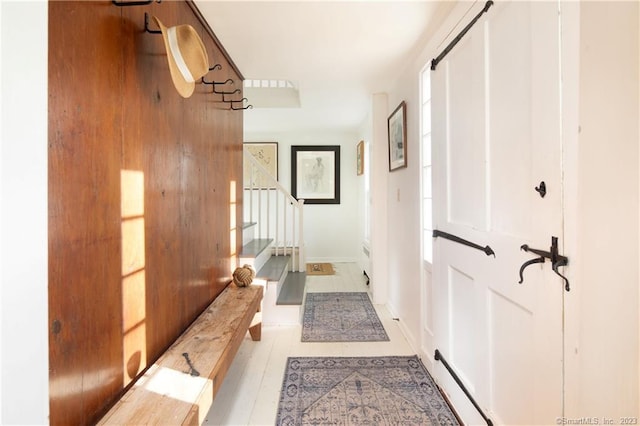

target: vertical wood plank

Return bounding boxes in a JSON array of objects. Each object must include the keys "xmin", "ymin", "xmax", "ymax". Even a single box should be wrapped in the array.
[{"xmin": 48, "ymin": 2, "xmax": 125, "ymax": 425}]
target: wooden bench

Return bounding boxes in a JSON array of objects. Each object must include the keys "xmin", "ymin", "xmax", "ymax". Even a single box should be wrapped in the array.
[{"xmin": 99, "ymin": 283, "xmax": 263, "ymax": 426}]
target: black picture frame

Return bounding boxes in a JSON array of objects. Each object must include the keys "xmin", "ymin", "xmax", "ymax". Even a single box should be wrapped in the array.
[
  {"xmin": 388, "ymin": 101, "xmax": 407, "ymax": 171},
  {"xmin": 291, "ymin": 145, "xmax": 340, "ymax": 204}
]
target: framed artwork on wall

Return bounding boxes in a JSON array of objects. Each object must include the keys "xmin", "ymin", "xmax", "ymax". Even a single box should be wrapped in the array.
[
  {"xmin": 357, "ymin": 140, "xmax": 364, "ymax": 176},
  {"xmin": 291, "ymin": 145, "xmax": 340, "ymax": 204},
  {"xmin": 388, "ymin": 101, "xmax": 407, "ymax": 171},
  {"xmin": 243, "ymin": 142, "xmax": 278, "ymax": 189}
]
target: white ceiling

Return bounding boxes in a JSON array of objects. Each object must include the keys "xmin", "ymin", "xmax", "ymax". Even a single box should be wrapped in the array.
[{"xmin": 195, "ymin": 1, "xmax": 454, "ymax": 134}]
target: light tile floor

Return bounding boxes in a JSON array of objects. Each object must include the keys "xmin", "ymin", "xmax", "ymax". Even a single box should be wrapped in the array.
[{"xmin": 203, "ymin": 262, "xmax": 415, "ymax": 425}]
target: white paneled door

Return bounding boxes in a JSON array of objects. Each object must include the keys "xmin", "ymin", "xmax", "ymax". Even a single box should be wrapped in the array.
[{"xmin": 431, "ymin": 2, "xmax": 565, "ymax": 424}]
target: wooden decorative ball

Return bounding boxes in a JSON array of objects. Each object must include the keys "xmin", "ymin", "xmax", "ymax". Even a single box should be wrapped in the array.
[{"xmin": 232, "ymin": 264, "xmax": 255, "ymax": 287}]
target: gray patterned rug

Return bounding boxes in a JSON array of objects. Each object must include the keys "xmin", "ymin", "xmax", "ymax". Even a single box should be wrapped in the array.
[
  {"xmin": 276, "ymin": 356, "xmax": 460, "ymax": 425},
  {"xmin": 301, "ymin": 292, "xmax": 389, "ymax": 342}
]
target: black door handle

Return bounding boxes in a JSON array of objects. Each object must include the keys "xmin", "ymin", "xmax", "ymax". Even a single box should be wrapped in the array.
[
  {"xmin": 433, "ymin": 230, "xmax": 495, "ymax": 257},
  {"xmin": 518, "ymin": 236, "xmax": 569, "ymax": 291}
]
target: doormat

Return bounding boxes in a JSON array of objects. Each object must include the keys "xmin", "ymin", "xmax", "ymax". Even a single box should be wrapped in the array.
[
  {"xmin": 275, "ymin": 355, "xmax": 460, "ymax": 425},
  {"xmin": 302, "ymin": 292, "xmax": 389, "ymax": 342},
  {"xmin": 306, "ymin": 262, "xmax": 335, "ymax": 275}
]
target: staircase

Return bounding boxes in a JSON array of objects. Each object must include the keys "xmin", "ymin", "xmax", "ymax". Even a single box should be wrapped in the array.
[{"xmin": 241, "ymin": 148, "xmax": 307, "ymax": 325}]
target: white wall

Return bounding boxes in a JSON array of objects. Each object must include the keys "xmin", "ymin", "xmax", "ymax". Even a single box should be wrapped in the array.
[
  {"xmin": 356, "ymin": 111, "xmax": 372, "ymax": 277},
  {"xmin": 381, "ymin": 79, "xmax": 422, "ymax": 347},
  {"xmin": 0, "ymin": 1, "xmax": 50, "ymax": 424},
  {"xmin": 366, "ymin": 93, "xmax": 390, "ymax": 305},
  {"xmin": 244, "ymin": 129, "xmax": 361, "ymax": 263},
  {"xmin": 566, "ymin": 1, "xmax": 639, "ymax": 417}
]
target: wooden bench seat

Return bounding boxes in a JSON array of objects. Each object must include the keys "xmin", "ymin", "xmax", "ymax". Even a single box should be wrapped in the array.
[{"xmin": 99, "ymin": 284, "xmax": 263, "ymax": 426}]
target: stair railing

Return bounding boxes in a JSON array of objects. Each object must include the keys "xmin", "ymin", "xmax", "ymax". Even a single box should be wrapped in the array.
[{"xmin": 244, "ymin": 147, "xmax": 305, "ymax": 272}]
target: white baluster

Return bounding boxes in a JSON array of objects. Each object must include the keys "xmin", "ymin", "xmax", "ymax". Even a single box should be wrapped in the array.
[
  {"xmin": 298, "ymin": 199, "xmax": 305, "ymax": 272},
  {"xmin": 275, "ymin": 191, "xmax": 279, "ymax": 256},
  {"xmin": 292, "ymin": 201, "xmax": 296, "ymax": 271}
]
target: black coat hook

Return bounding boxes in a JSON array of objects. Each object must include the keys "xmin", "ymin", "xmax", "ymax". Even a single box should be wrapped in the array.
[
  {"xmin": 144, "ymin": 13, "xmax": 162, "ymax": 34},
  {"xmin": 221, "ymin": 91, "xmax": 243, "ymax": 102},
  {"xmin": 229, "ymin": 98, "xmax": 253, "ymax": 110},
  {"xmin": 231, "ymin": 104, "xmax": 253, "ymax": 111}
]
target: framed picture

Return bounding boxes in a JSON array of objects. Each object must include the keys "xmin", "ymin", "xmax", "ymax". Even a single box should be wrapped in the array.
[
  {"xmin": 291, "ymin": 145, "xmax": 340, "ymax": 204},
  {"xmin": 388, "ymin": 101, "xmax": 407, "ymax": 171},
  {"xmin": 244, "ymin": 142, "xmax": 278, "ymax": 189},
  {"xmin": 356, "ymin": 140, "xmax": 364, "ymax": 176}
]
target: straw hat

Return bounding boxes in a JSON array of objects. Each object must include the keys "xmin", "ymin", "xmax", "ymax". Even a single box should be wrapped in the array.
[{"xmin": 153, "ymin": 16, "xmax": 209, "ymax": 98}]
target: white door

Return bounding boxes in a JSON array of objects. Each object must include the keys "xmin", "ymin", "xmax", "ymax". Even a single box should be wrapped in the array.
[{"xmin": 431, "ymin": 2, "xmax": 565, "ymax": 424}]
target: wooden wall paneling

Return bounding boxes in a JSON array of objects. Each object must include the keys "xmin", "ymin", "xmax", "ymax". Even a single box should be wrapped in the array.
[
  {"xmin": 119, "ymin": 1, "xmax": 177, "ymax": 390},
  {"xmin": 133, "ymin": 1, "xmax": 190, "ymax": 369},
  {"xmin": 227, "ymin": 99, "xmax": 245, "ymax": 276},
  {"xmin": 191, "ymin": 0, "xmax": 246, "ymax": 265},
  {"xmin": 202, "ymin": 8, "xmax": 239, "ymax": 303},
  {"xmin": 49, "ymin": 1, "xmax": 244, "ymax": 424},
  {"xmin": 48, "ymin": 2, "xmax": 124, "ymax": 425},
  {"xmin": 171, "ymin": 1, "xmax": 217, "ymax": 341},
  {"xmin": 202, "ymin": 37, "xmax": 236, "ymax": 296},
  {"xmin": 179, "ymin": 10, "xmax": 207, "ymax": 323},
  {"xmin": 199, "ymin": 73, "xmax": 222, "ymax": 306}
]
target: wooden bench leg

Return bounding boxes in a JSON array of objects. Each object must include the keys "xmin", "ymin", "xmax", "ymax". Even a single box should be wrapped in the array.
[
  {"xmin": 249, "ymin": 322, "xmax": 261, "ymax": 341},
  {"xmin": 249, "ymin": 309, "xmax": 261, "ymax": 341}
]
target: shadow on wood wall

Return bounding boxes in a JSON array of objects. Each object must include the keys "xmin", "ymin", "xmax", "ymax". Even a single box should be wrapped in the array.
[{"xmin": 48, "ymin": 1, "xmax": 244, "ymax": 424}]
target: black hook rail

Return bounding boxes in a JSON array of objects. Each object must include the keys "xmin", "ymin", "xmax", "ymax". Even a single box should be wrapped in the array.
[
  {"xmin": 435, "ymin": 349, "xmax": 493, "ymax": 426},
  {"xmin": 431, "ymin": 0, "xmax": 494, "ymax": 71},
  {"xmin": 519, "ymin": 236, "xmax": 570, "ymax": 291},
  {"xmin": 113, "ymin": 0, "xmax": 160, "ymax": 6},
  {"xmin": 433, "ymin": 230, "xmax": 495, "ymax": 257}
]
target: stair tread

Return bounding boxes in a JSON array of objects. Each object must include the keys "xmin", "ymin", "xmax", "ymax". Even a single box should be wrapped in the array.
[
  {"xmin": 242, "ymin": 222, "xmax": 257, "ymax": 229},
  {"xmin": 256, "ymin": 255, "xmax": 290, "ymax": 281},
  {"xmin": 276, "ymin": 272, "xmax": 306, "ymax": 305},
  {"xmin": 240, "ymin": 238, "xmax": 273, "ymax": 257}
]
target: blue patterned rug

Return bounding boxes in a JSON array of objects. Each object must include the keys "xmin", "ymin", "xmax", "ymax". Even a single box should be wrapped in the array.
[
  {"xmin": 301, "ymin": 292, "xmax": 389, "ymax": 342},
  {"xmin": 276, "ymin": 356, "xmax": 460, "ymax": 425}
]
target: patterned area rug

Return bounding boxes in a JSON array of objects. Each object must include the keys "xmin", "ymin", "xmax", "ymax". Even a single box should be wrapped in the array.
[
  {"xmin": 302, "ymin": 292, "xmax": 389, "ymax": 342},
  {"xmin": 276, "ymin": 356, "xmax": 460, "ymax": 425},
  {"xmin": 306, "ymin": 262, "xmax": 335, "ymax": 275}
]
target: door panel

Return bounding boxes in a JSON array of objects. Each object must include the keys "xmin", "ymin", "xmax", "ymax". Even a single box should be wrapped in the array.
[
  {"xmin": 447, "ymin": 36, "xmax": 486, "ymax": 230},
  {"xmin": 488, "ymin": 10, "xmax": 533, "ymax": 238},
  {"xmin": 432, "ymin": 2, "xmax": 564, "ymax": 424},
  {"xmin": 489, "ymin": 290, "xmax": 535, "ymax": 420},
  {"xmin": 449, "ymin": 265, "xmax": 480, "ymax": 394}
]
